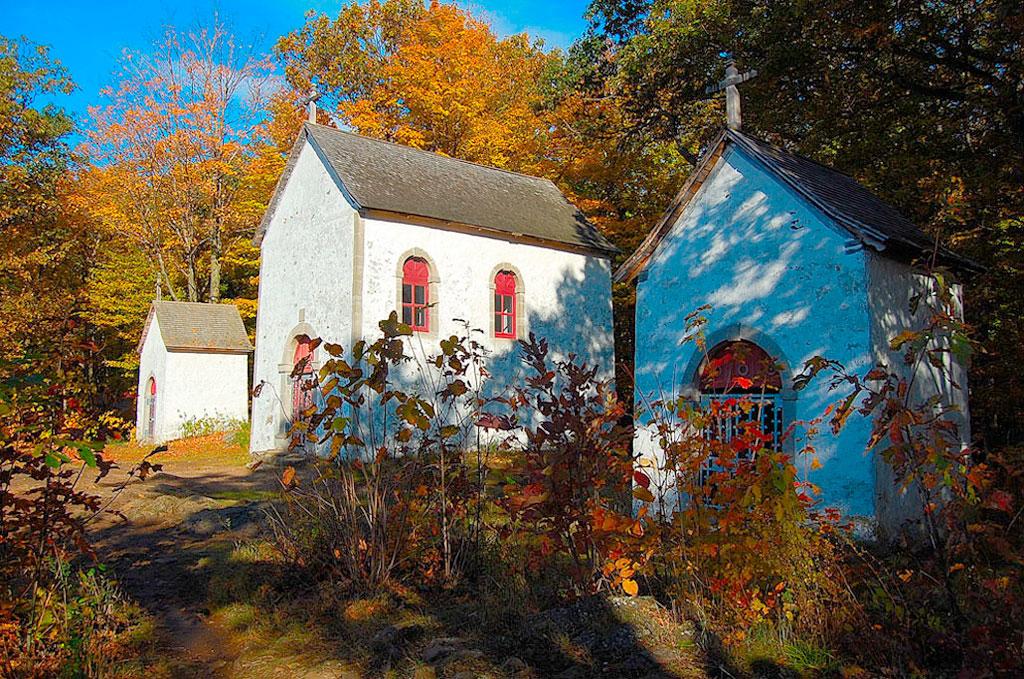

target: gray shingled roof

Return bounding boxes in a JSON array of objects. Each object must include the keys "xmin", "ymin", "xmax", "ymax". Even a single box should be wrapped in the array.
[
  {"xmin": 257, "ymin": 123, "xmax": 616, "ymax": 255},
  {"xmin": 727, "ymin": 130, "xmax": 972, "ymax": 263},
  {"xmin": 142, "ymin": 301, "xmax": 252, "ymax": 354},
  {"xmin": 615, "ymin": 129, "xmax": 977, "ymax": 282}
]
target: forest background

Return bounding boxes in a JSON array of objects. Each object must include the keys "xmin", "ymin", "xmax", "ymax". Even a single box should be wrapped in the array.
[{"xmin": 2, "ymin": 0, "xmax": 1021, "ymax": 452}]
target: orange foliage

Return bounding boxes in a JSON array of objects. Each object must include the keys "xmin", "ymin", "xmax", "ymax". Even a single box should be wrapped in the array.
[
  {"xmin": 279, "ymin": 0, "xmax": 552, "ymax": 171},
  {"xmin": 83, "ymin": 19, "xmax": 277, "ymax": 303}
]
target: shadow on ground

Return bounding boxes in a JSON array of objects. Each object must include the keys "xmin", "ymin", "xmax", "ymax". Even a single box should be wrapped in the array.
[{"xmin": 87, "ymin": 456, "xmax": 711, "ymax": 678}]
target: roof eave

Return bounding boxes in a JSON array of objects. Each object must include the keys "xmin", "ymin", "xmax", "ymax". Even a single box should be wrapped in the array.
[
  {"xmin": 136, "ymin": 304, "xmax": 157, "ymax": 356},
  {"xmin": 613, "ymin": 131, "xmax": 728, "ymax": 284},
  {"xmin": 725, "ymin": 130, "xmax": 982, "ymax": 276},
  {"xmin": 165, "ymin": 346, "xmax": 253, "ymax": 355},
  {"xmin": 253, "ymin": 129, "xmax": 309, "ymax": 247},
  {"xmin": 362, "ymin": 207, "xmax": 619, "ymax": 259}
]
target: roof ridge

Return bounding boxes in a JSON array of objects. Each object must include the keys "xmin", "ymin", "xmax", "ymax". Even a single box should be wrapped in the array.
[
  {"xmin": 305, "ymin": 122, "xmax": 554, "ymax": 185},
  {"xmin": 727, "ymin": 129, "xmax": 880, "ymax": 194}
]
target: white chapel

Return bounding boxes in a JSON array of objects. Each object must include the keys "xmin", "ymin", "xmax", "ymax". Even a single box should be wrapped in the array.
[{"xmin": 249, "ymin": 123, "xmax": 618, "ymax": 454}]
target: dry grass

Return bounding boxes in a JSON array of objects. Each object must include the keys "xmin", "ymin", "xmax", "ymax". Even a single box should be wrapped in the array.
[{"xmin": 105, "ymin": 433, "xmax": 251, "ymax": 467}]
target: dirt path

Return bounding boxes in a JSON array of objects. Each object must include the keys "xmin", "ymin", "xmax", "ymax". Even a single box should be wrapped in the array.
[
  {"xmin": 84, "ymin": 452, "xmax": 707, "ymax": 678},
  {"xmin": 87, "ymin": 455, "xmax": 287, "ymax": 677}
]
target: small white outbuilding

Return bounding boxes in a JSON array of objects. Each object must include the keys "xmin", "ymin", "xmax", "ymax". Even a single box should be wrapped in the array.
[{"xmin": 136, "ymin": 301, "xmax": 253, "ymax": 443}]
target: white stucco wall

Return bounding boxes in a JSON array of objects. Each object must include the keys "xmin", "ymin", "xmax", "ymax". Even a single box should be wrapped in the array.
[
  {"xmin": 160, "ymin": 351, "xmax": 249, "ymax": 440},
  {"xmin": 136, "ymin": 317, "xmax": 168, "ymax": 442},
  {"xmin": 633, "ymin": 145, "xmax": 878, "ymax": 518},
  {"xmin": 865, "ymin": 252, "xmax": 970, "ymax": 535},
  {"xmin": 136, "ymin": 318, "xmax": 250, "ymax": 444},
  {"xmin": 250, "ymin": 137, "xmax": 616, "ymax": 453},
  {"xmin": 250, "ymin": 140, "xmax": 358, "ymax": 453},
  {"xmin": 359, "ymin": 216, "xmax": 615, "ymax": 390}
]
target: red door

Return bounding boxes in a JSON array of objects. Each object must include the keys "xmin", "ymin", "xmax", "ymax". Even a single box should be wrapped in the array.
[
  {"xmin": 291, "ymin": 336, "xmax": 315, "ymax": 424},
  {"xmin": 146, "ymin": 377, "xmax": 157, "ymax": 440}
]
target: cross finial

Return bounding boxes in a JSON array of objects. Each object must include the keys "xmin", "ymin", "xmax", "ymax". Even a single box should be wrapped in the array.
[
  {"xmin": 307, "ymin": 86, "xmax": 319, "ymax": 124},
  {"xmin": 705, "ymin": 57, "xmax": 758, "ymax": 131}
]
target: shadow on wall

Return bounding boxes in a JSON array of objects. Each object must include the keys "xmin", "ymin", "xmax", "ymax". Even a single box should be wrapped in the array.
[
  {"xmin": 485, "ymin": 254, "xmax": 615, "ymax": 392},
  {"xmin": 291, "ymin": 254, "xmax": 617, "ymax": 458},
  {"xmin": 633, "ymin": 151, "xmax": 879, "ymax": 516}
]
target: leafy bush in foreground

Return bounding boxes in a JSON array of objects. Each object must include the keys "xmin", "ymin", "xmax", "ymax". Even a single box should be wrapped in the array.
[
  {"xmin": 271, "ymin": 278, "xmax": 1022, "ymax": 675},
  {"xmin": 1, "ymin": 356, "xmax": 160, "ymax": 676}
]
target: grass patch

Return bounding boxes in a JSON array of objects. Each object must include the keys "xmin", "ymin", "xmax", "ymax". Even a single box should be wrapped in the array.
[
  {"xmin": 206, "ymin": 488, "xmax": 279, "ymax": 503},
  {"xmin": 783, "ymin": 639, "xmax": 838, "ymax": 674},
  {"xmin": 211, "ymin": 602, "xmax": 259, "ymax": 632},
  {"xmin": 733, "ymin": 625, "xmax": 841, "ymax": 676},
  {"xmin": 106, "ymin": 433, "xmax": 250, "ymax": 466}
]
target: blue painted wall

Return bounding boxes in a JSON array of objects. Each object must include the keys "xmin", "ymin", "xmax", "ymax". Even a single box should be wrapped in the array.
[{"xmin": 633, "ymin": 145, "xmax": 878, "ymax": 517}]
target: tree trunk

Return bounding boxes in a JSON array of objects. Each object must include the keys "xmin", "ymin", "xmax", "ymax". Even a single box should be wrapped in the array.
[
  {"xmin": 209, "ymin": 226, "xmax": 221, "ymax": 303},
  {"xmin": 209, "ymin": 173, "xmax": 224, "ymax": 302},
  {"xmin": 186, "ymin": 261, "xmax": 199, "ymax": 302},
  {"xmin": 155, "ymin": 250, "xmax": 179, "ymax": 301}
]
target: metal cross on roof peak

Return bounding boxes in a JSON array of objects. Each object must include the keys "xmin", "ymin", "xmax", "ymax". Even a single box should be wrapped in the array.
[{"xmin": 705, "ymin": 58, "xmax": 758, "ymax": 131}]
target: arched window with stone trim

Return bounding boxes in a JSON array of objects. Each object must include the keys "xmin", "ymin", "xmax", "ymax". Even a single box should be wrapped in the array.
[
  {"xmin": 401, "ymin": 257, "xmax": 431, "ymax": 332},
  {"xmin": 697, "ymin": 340, "xmax": 784, "ymax": 480},
  {"xmin": 493, "ymin": 270, "xmax": 517, "ymax": 338}
]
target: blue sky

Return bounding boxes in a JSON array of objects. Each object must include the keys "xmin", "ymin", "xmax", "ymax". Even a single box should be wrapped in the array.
[{"xmin": 2, "ymin": 0, "xmax": 591, "ymax": 125}]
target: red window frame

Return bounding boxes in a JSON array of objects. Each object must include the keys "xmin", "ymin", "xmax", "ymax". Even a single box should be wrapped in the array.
[
  {"xmin": 698, "ymin": 341, "xmax": 786, "ymax": 484},
  {"xmin": 494, "ymin": 271, "xmax": 516, "ymax": 339},
  {"xmin": 402, "ymin": 257, "xmax": 430, "ymax": 332}
]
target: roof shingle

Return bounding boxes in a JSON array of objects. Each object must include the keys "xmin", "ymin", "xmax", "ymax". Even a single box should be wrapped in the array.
[
  {"xmin": 615, "ymin": 129, "xmax": 978, "ymax": 282},
  {"xmin": 142, "ymin": 301, "xmax": 252, "ymax": 354},
  {"xmin": 259, "ymin": 123, "xmax": 616, "ymax": 255}
]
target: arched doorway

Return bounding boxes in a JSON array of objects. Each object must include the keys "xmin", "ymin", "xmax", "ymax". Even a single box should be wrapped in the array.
[
  {"xmin": 145, "ymin": 376, "xmax": 157, "ymax": 441},
  {"xmin": 291, "ymin": 335, "xmax": 316, "ymax": 426},
  {"xmin": 696, "ymin": 340, "xmax": 784, "ymax": 480}
]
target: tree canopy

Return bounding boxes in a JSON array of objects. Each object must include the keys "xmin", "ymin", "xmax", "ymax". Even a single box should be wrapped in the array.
[
  {"xmin": 578, "ymin": 0, "xmax": 1024, "ymax": 445},
  {"xmin": 2, "ymin": 0, "xmax": 1022, "ymax": 446}
]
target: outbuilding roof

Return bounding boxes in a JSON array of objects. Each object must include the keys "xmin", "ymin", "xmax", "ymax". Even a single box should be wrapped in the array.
[
  {"xmin": 615, "ymin": 129, "xmax": 978, "ymax": 283},
  {"xmin": 256, "ymin": 123, "xmax": 617, "ymax": 256},
  {"xmin": 140, "ymin": 301, "xmax": 253, "ymax": 354}
]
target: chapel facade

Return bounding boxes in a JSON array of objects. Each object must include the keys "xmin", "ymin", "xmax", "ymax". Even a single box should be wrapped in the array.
[
  {"xmin": 617, "ymin": 128, "xmax": 974, "ymax": 538},
  {"xmin": 249, "ymin": 123, "xmax": 617, "ymax": 454}
]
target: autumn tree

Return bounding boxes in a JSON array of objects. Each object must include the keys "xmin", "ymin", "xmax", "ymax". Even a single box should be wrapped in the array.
[
  {"xmin": 277, "ymin": 0, "xmax": 553, "ymax": 171},
  {"xmin": 277, "ymin": 1, "xmax": 694, "ymax": 395},
  {"xmin": 0, "ymin": 35, "xmax": 83, "ymax": 359},
  {"xmin": 580, "ymin": 0, "xmax": 1024, "ymax": 445},
  {"xmin": 0, "ymin": 36, "xmax": 131, "ymax": 416},
  {"xmin": 85, "ymin": 19, "xmax": 275, "ymax": 303}
]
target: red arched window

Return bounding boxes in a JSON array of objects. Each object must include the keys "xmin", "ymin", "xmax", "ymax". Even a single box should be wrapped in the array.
[
  {"xmin": 698, "ymin": 340, "xmax": 781, "ymax": 394},
  {"xmin": 292, "ymin": 335, "xmax": 315, "ymax": 422},
  {"xmin": 494, "ymin": 271, "xmax": 517, "ymax": 338},
  {"xmin": 401, "ymin": 257, "xmax": 430, "ymax": 332},
  {"xmin": 698, "ymin": 340, "xmax": 785, "ymax": 458}
]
